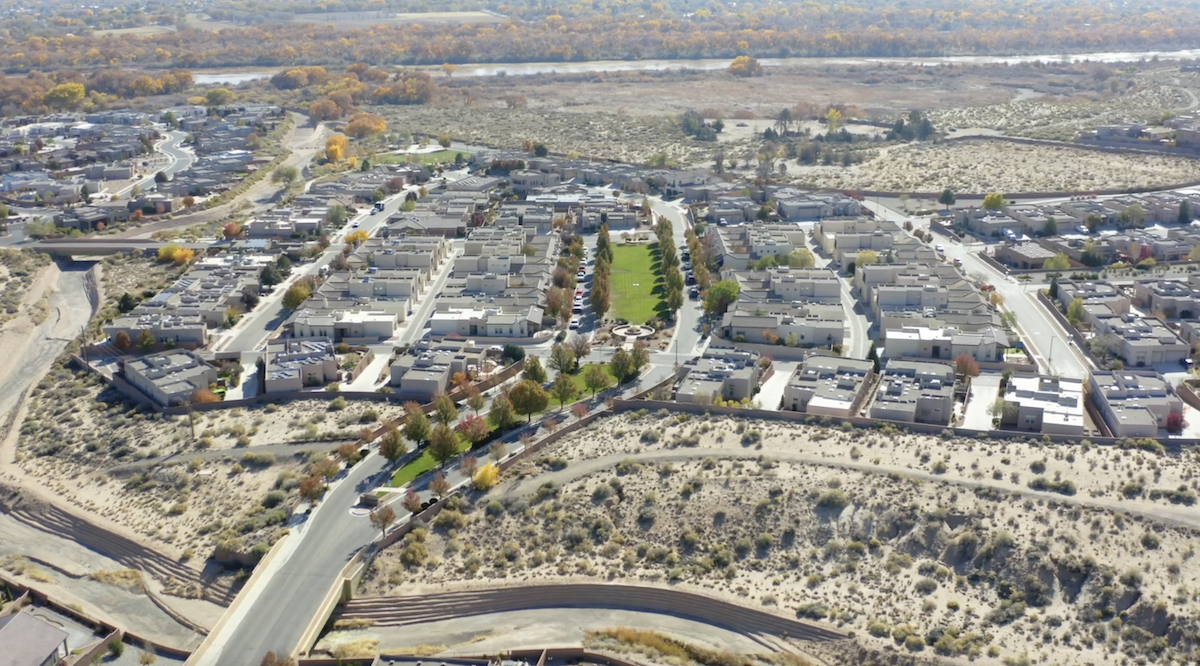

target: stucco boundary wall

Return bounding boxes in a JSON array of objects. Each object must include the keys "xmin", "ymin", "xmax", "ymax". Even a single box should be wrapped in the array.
[
  {"xmin": 71, "ymin": 354, "xmax": 524, "ymax": 423},
  {"xmin": 185, "ymin": 534, "xmax": 292, "ymax": 666},
  {"xmin": 0, "ymin": 571, "xmax": 192, "ymax": 661},
  {"xmin": 609, "ymin": 399, "xmax": 1199, "ymax": 448}
]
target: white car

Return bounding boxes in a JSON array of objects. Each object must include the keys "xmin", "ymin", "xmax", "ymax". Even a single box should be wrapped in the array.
[
  {"xmin": 569, "ymin": 315, "xmax": 581, "ymax": 329},
  {"xmin": 935, "ymin": 244, "xmax": 944, "ymax": 253}
]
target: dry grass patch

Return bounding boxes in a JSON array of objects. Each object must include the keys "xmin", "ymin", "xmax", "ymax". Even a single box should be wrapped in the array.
[{"xmin": 89, "ymin": 568, "xmax": 146, "ymax": 592}]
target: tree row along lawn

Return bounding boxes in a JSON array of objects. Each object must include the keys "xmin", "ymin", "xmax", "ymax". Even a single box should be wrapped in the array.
[
  {"xmin": 390, "ymin": 435, "xmax": 472, "ymax": 487},
  {"xmin": 609, "ymin": 242, "xmax": 667, "ymax": 325}
]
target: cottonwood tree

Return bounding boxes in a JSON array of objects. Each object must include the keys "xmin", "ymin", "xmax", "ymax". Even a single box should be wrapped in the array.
[
  {"xmin": 954, "ymin": 353, "xmax": 980, "ymax": 378},
  {"xmin": 466, "ymin": 386, "xmax": 486, "ymax": 414},
  {"xmin": 509, "ymin": 379, "xmax": 550, "ymax": 422},
  {"xmin": 401, "ymin": 489, "xmax": 422, "ymax": 515},
  {"xmin": 369, "ymin": 505, "xmax": 397, "ymax": 538},
  {"xmin": 460, "ymin": 455, "xmax": 479, "ymax": 480},
  {"xmin": 569, "ymin": 335, "xmax": 592, "ymax": 363},
  {"xmin": 551, "ymin": 373, "xmax": 580, "ymax": 410},
  {"xmin": 489, "ymin": 394, "xmax": 518, "ymax": 431},
  {"xmin": 428, "ymin": 423, "xmax": 461, "ymax": 467},
  {"xmin": 402, "ymin": 402, "xmax": 430, "ymax": 446},
  {"xmin": 583, "ymin": 364, "xmax": 612, "ymax": 397},
  {"xmin": 379, "ymin": 426, "xmax": 407, "ymax": 463},
  {"xmin": 548, "ymin": 343, "xmax": 577, "ymax": 375},
  {"xmin": 522, "ymin": 357, "xmax": 548, "ymax": 384},
  {"xmin": 433, "ymin": 394, "xmax": 458, "ymax": 425},
  {"xmin": 429, "ymin": 472, "xmax": 451, "ymax": 498}
]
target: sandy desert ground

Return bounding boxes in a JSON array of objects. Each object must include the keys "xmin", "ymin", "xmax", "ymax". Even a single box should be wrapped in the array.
[{"xmin": 358, "ymin": 412, "xmax": 1200, "ymax": 665}]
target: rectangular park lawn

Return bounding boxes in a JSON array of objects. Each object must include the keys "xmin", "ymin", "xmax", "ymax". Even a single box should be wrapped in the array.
[{"xmin": 609, "ymin": 243, "xmax": 665, "ymax": 325}]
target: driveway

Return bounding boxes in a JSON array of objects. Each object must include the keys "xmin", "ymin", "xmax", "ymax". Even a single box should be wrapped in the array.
[
  {"xmin": 755, "ymin": 361, "xmax": 795, "ymax": 410},
  {"xmin": 961, "ymin": 373, "xmax": 1002, "ymax": 430}
]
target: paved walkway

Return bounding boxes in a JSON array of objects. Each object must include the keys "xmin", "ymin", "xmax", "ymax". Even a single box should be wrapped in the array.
[{"xmin": 962, "ymin": 373, "xmax": 1002, "ymax": 430}]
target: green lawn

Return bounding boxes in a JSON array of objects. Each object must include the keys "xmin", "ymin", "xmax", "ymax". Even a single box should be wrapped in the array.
[
  {"xmin": 389, "ymin": 436, "xmax": 471, "ymax": 487},
  {"xmin": 569, "ymin": 363, "xmax": 617, "ymax": 397},
  {"xmin": 609, "ymin": 243, "xmax": 667, "ymax": 324},
  {"xmin": 373, "ymin": 150, "xmax": 469, "ymax": 166}
]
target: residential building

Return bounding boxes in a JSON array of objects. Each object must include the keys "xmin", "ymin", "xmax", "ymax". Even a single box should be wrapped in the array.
[
  {"xmin": 427, "ymin": 305, "xmax": 544, "ymax": 338},
  {"xmin": 675, "ymin": 350, "xmax": 764, "ymax": 404},
  {"xmin": 1133, "ymin": 279, "xmax": 1200, "ymax": 318},
  {"xmin": 1000, "ymin": 375, "xmax": 1085, "ymax": 435},
  {"xmin": 123, "ymin": 350, "xmax": 218, "ymax": 406},
  {"xmin": 290, "ymin": 304, "xmax": 398, "ymax": 342},
  {"xmin": 264, "ymin": 338, "xmax": 339, "ymax": 392},
  {"xmin": 1093, "ymin": 314, "xmax": 1189, "ymax": 367},
  {"xmin": 1091, "ymin": 370, "xmax": 1182, "ymax": 437},
  {"xmin": 105, "ymin": 311, "xmax": 208, "ymax": 349},
  {"xmin": 955, "ymin": 207, "xmax": 1022, "ymax": 238},
  {"xmin": 783, "ymin": 356, "xmax": 875, "ymax": 417},
  {"xmin": 883, "ymin": 324, "xmax": 1008, "ymax": 362},
  {"xmin": 1055, "ymin": 279, "xmax": 1131, "ymax": 325},
  {"xmin": 390, "ymin": 339, "xmax": 492, "ymax": 401},
  {"xmin": 0, "ymin": 611, "xmax": 70, "ymax": 666},
  {"xmin": 995, "ymin": 241, "xmax": 1057, "ymax": 269},
  {"xmin": 868, "ymin": 359, "xmax": 956, "ymax": 425},
  {"xmin": 719, "ymin": 303, "xmax": 844, "ymax": 347},
  {"xmin": 731, "ymin": 267, "xmax": 842, "ymax": 304}
]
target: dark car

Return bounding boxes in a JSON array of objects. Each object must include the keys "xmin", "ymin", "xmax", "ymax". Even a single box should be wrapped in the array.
[{"xmin": 689, "ymin": 288, "xmax": 701, "ymax": 300}]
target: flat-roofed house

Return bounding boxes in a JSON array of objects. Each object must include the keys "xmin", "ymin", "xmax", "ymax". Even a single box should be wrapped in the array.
[
  {"xmin": 783, "ymin": 356, "xmax": 875, "ymax": 417},
  {"xmin": 1001, "ymin": 375, "xmax": 1084, "ymax": 435},
  {"xmin": 869, "ymin": 359, "xmax": 955, "ymax": 425},
  {"xmin": 123, "ymin": 350, "xmax": 218, "ymax": 406}
]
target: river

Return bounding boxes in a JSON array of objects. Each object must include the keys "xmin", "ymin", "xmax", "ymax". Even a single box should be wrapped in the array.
[{"xmin": 191, "ymin": 47, "xmax": 1200, "ymax": 85}]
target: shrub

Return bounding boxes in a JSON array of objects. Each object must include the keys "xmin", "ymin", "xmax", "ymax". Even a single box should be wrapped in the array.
[
  {"xmin": 915, "ymin": 577, "xmax": 938, "ymax": 594},
  {"xmin": 328, "ymin": 396, "xmax": 347, "ymax": 411},
  {"xmin": 241, "ymin": 452, "xmax": 275, "ymax": 467},
  {"xmin": 740, "ymin": 430, "xmax": 762, "ymax": 446},
  {"xmin": 261, "ymin": 490, "xmax": 287, "ymax": 508},
  {"xmin": 904, "ymin": 635, "xmax": 926, "ymax": 652},
  {"xmin": 434, "ymin": 509, "xmax": 467, "ymax": 529},
  {"xmin": 815, "ymin": 489, "xmax": 849, "ymax": 509},
  {"xmin": 473, "ymin": 463, "xmax": 500, "ymax": 490},
  {"xmin": 108, "ymin": 641, "xmax": 125, "ymax": 658}
]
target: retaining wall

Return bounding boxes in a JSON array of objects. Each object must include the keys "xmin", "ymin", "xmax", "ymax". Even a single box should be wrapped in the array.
[
  {"xmin": 611, "ymin": 398, "xmax": 1200, "ymax": 447},
  {"xmin": 0, "ymin": 572, "xmax": 190, "ymax": 659}
]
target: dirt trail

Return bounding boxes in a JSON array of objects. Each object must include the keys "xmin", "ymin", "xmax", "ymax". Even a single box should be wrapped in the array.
[{"xmin": 0, "ymin": 261, "xmax": 97, "ymax": 436}]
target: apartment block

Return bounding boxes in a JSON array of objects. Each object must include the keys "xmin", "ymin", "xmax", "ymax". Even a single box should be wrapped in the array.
[
  {"xmin": 390, "ymin": 339, "xmax": 492, "ymax": 402},
  {"xmin": 1133, "ymin": 280, "xmax": 1200, "ymax": 318},
  {"xmin": 869, "ymin": 359, "xmax": 956, "ymax": 425},
  {"xmin": 883, "ymin": 325, "xmax": 1008, "ymax": 362},
  {"xmin": 264, "ymin": 338, "xmax": 339, "ymax": 392},
  {"xmin": 1090, "ymin": 370, "xmax": 1182, "ymax": 437},
  {"xmin": 675, "ymin": 350, "xmax": 764, "ymax": 405},
  {"xmin": 1000, "ymin": 375, "xmax": 1085, "ymax": 435},
  {"xmin": 123, "ymin": 350, "xmax": 218, "ymax": 407},
  {"xmin": 783, "ymin": 356, "xmax": 875, "ymax": 417},
  {"xmin": 1092, "ymin": 315, "xmax": 1189, "ymax": 367}
]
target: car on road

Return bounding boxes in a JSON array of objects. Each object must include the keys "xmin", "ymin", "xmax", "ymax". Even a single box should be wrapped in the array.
[
  {"xmin": 686, "ymin": 273, "xmax": 697, "ymax": 285},
  {"xmin": 569, "ymin": 315, "xmax": 581, "ymax": 329},
  {"xmin": 575, "ymin": 288, "xmax": 585, "ymax": 298},
  {"xmin": 936, "ymin": 244, "xmax": 945, "ymax": 254},
  {"xmin": 351, "ymin": 222, "xmax": 360, "ymax": 227},
  {"xmin": 689, "ymin": 288, "xmax": 701, "ymax": 300}
]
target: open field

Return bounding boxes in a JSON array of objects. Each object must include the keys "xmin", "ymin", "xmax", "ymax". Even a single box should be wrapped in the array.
[
  {"xmin": 91, "ymin": 25, "xmax": 175, "ymax": 37},
  {"xmin": 362, "ymin": 412, "xmax": 1200, "ymax": 665},
  {"xmin": 609, "ymin": 243, "xmax": 664, "ymax": 324},
  {"xmin": 787, "ymin": 139, "xmax": 1200, "ymax": 194},
  {"xmin": 373, "ymin": 150, "xmax": 467, "ymax": 165},
  {"xmin": 292, "ymin": 11, "xmax": 502, "ymax": 27}
]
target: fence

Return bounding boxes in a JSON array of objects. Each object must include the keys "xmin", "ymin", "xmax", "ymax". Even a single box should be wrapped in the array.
[
  {"xmin": 611, "ymin": 398, "xmax": 1200, "ymax": 447},
  {"xmin": 0, "ymin": 571, "xmax": 190, "ymax": 660}
]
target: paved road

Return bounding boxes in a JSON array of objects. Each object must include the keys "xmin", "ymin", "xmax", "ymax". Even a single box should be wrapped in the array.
[
  {"xmin": 215, "ymin": 184, "xmax": 420, "ymax": 353},
  {"xmin": 199, "ymin": 452, "xmax": 388, "ymax": 665},
  {"xmin": 861, "ymin": 200, "xmax": 1091, "ymax": 379}
]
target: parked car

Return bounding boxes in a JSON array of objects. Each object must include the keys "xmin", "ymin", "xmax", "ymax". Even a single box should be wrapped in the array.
[{"xmin": 569, "ymin": 315, "xmax": 581, "ymax": 329}]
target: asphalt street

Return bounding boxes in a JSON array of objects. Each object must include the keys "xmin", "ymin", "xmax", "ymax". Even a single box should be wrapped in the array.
[{"xmin": 862, "ymin": 200, "xmax": 1091, "ymax": 379}]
